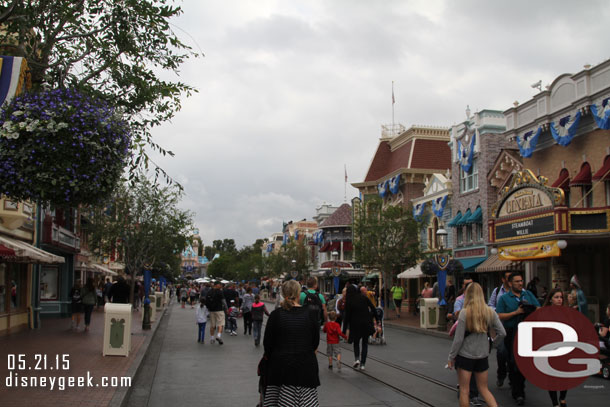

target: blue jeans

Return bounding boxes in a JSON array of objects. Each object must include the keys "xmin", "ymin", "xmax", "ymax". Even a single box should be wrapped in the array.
[
  {"xmin": 228, "ymin": 317, "xmax": 237, "ymax": 332},
  {"xmin": 197, "ymin": 322, "xmax": 206, "ymax": 342},
  {"xmin": 253, "ymin": 320, "xmax": 263, "ymax": 343}
]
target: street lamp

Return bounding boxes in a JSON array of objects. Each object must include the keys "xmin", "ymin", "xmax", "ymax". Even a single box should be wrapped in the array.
[
  {"xmin": 290, "ymin": 259, "xmax": 297, "ymax": 279},
  {"xmin": 331, "ymin": 250, "xmax": 339, "ymax": 261},
  {"xmin": 436, "ymin": 226, "xmax": 448, "ymax": 251}
]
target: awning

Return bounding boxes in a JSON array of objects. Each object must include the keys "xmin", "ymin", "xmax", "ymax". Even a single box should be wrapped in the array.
[
  {"xmin": 465, "ymin": 206, "xmax": 482, "ymax": 224},
  {"xmin": 0, "ymin": 244, "xmax": 16, "ymax": 257},
  {"xmin": 455, "ymin": 209, "xmax": 472, "ymax": 226},
  {"xmin": 0, "ymin": 235, "xmax": 65, "ymax": 264},
  {"xmin": 362, "ymin": 272, "xmax": 379, "ymax": 281},
  {"xmin": 319, "ymin": 242, "xmax": 331, "ymax": 252},
  {"xmin": 569, "ymin": 162, "xmax": 591, "ymax": 186},
  {"xmin": 475, "ymin": 253, "xmax": 523, "ymax": 273},
  {"xmin": 458, "ymin": 256, "xmax": 486, "ymax": 272},
  {"xmin": 551, "ymin": 168, "xmax": 570, "ymax": 191},
  {"xmin": 397, "ymin": 264, "xmax": 423, "ymax": 279},
  {"xmin": 91, "ymin": 263, "xmax": 117, "ymax": 276},
  {"xmin": 447, "ymin": 211, "xmax": 462, "ymax": 228},
  {"xmin": 593, "ymin": 155, "xmax": 610, "ymax": 181},
  {"xmin": 342, "ymin": 241, "xmax": 353, "ymax": 251}
]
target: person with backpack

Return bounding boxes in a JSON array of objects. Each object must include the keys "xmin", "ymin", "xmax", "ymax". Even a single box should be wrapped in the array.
[{"xmin": 299, "ymin": 277, "xmax": 327, "ymax": 326}]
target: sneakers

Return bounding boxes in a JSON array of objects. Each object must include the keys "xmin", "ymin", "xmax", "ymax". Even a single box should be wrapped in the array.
[
  {"xmin": 359, "ymin": 365, "xmax": 365, "ymax": 371},
  {"xmin": 353, "ymin": 360, "xmax": 360, "ymax": 368},
  {"xmin": 210, "ymin": 338, "xmax": 215, "ymax": 344},
  {"xmin": 516, "ymin": 396, "xmax": 525, "ymax": 405},
  {"xmin": 496, "ymin": 377, "xmax": 505, "ymax": 387},
  {"xmin": 470, "ymin": 397, "xmax": 483, "ymax": 406},
  {"xmin": 230, "ymin": 331, "xmax": 237, "ymax": 336},
  {"xmin": 328, "ymin": 365, "xmax": 333, "ymax": 370},
  {"xmin": 217, "ymin": 337, "xmax": 223, "ymax": 345}
]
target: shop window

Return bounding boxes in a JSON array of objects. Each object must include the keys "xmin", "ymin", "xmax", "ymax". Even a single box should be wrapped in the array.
[
  {"xmin": 1, "ymin": 264, "xmax": 27, "ymax": 312},
  {"xmin": 456, "ymin": 227, "xmax": 463, "ymax": 245},
  {"xmin": 41, "ymin": 266, "xmax": 60, "ymax": 300},
  {"xmin": 581, "ymin": 185, "xmax": 593, "ymax": 208},
  {"xmin": 460, "ymin": 158, "xmax": 478, "ymax": 193}
]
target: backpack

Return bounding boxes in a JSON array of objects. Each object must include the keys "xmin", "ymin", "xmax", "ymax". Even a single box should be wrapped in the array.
[
  {"xmin": 337, "ymin": 297, "xmax": 346, "ymax": 312},
  {"xmin": 303, "ymin": 291, "xmax": 323, "ymax": 325}
]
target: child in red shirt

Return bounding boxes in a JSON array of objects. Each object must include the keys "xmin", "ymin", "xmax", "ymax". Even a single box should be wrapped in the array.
[{"xmin": 323, "ymin": 311, "xmax": 347, "ymax": 370}]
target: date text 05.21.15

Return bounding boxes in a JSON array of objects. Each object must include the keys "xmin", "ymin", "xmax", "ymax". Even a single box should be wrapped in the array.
[{"xmin": 7, "ymin": 354, "xmax": 70, "ymax": 371}]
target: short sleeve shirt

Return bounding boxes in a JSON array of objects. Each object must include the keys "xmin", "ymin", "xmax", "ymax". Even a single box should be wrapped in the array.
[
  {"xmin": 299, "ymin": 289, "xmax": 326, "ymax": 305},
  {"xmin": 496, "ymin": 289, "xmax": 540, "ymax": 329}
]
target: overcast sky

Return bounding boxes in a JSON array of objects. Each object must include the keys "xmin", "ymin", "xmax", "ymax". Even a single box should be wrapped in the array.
[{"xmin": 149, "ymin": 0, "xmax": 610, "ymax": 248}]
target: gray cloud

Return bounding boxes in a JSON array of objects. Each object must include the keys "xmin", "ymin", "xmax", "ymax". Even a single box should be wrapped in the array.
[{"xmin": 151, "ymin": 0, "xmax": 610, "ymax": 247}]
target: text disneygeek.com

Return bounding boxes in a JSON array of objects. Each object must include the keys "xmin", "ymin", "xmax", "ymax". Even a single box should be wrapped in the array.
[{"xmin": 5, "ymin": 371, "xmax": 131, "ymax": 391}]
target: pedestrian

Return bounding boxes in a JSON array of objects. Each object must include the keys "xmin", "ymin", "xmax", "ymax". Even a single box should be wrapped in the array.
[
  {"xmin": 323, "ymin": 311, "xmax": 347, "ymax": 371},
  {"xmin": 262, "ymin": 280, "xmax": 320, "ymax": 406},
  {"xmin": 95, "ymin": 280, "xmax": 104, "ymax": 309},
  {"xmin": 252, "ymin": 294, "xmax": 270, "ymax": 346},
  {"xmin": 541, "ymin": 288, "xmax": 568, "ymax": 407},
  {"xmin": 569, "ymin": 275, "xmax": 588, "ymax": 315},
  {"xmin": 335, "ymin": 287, "xmax": 346, "ymax": 328},
  {"xmin": 180, "ymin": 285, "xmax": 188, "ymax": 309},
  {"xmin": 242, "ymin": 286, "xmax": 254, "ymax": 335},
  {"xmin": 488, "ymin": 270, "xmax": 513, "ymax": 388},
  {"xmin": 496, "ymin": 271, "xmax": 540, "ymax": 405},
  {"xmin": 598, "ymin": 303, "xmax": 610, "ymax": 356},
  {"xmin": 81, "ymin": 278, "xmax": 97, "ymax": 332},
  {"xmin": 421, "ymin": 282, "xmax": 434, "ymax": 298},
  {"xmin": 390, "ymin": 281, "xmax": 405, "ymax": 318},
  {"xmin": 228, "ymin": 300, "xmax": 239, "ymax": 336},
  {"xmin": 448, "ymin": 282, "xmax": 505, "ymax": 407},
  {"xmin": 299, "ymin": 277, "xmax": 327, "ymax": 326},
  {"xmin": 104, "ymin": 278, "xmax": 113, "ymax": 304},
  {"xmin": 189, "ymin": 285, "xmax": 198, "ymax": 308},
  {"xmin": 70, "ymin": 279, "xmax": 83, "ymax": 330},
  {"xmin": 525, "ymin": 277, "xmax": 539, "ymax": 298},
  {"xmin": 109, "ymin": 276, "xmax": 130, "ymax": 304},
  {"xmin": 344, "ymin": 284, "xmax": 376, "ymax": 371},
  {"xmin": 205, "ymin": 281, "xmax": 226, "ymax": 345},
  {"xmin": 195, "ymin": 297, "xmax": 210, "ymax": 343}
]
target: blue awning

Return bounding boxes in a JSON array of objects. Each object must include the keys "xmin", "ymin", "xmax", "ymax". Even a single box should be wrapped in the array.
[
  {"xmin": 464, "ymin": 206, "xmax": 482, "ymax": 224},
  {"xmin": 455, "ymin": 209, "xmax": 471, "ymax": 226},
  {"xmin": 458, "ymin": 256, "xmax": 487, "ymax": 272},
  {"xmin": 447, "ymin": 211, "xmax": 462, "ymax": 228}
]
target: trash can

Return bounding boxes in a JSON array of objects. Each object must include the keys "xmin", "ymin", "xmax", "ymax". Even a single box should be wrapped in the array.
[
  {"xmin": 420, "ymin": 298, "xmax": 439, "ymax": 329},
  {"xmin": 155, "ymin": 291, "xmax": 164, "ymax": 312},
  {"xmin": 103, "ymin": 303, "xmax": 132, "ymax": 357}
]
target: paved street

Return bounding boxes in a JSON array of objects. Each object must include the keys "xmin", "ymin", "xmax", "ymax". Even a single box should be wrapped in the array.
[{"xmin": 126, "ymin": 301, "xmax": 609, "ymax": 407}]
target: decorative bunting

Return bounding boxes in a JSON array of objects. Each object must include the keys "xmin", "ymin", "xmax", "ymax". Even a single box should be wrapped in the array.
[
  {"xmin": 266, "ymin": 243, "xmax": 274, "ymax": 253},
  {"xmin": 282, "ymin": 232, "xmax": 290, "ymax": 246},
  {"xmin": 590, "ymin": 97, "xmax": 610, "ymax": 130},
  {"xmin": 516, "ymin": 126, "xmax": 542, "ymax": 158},
  {"xmin": 389, "ymin": 174, "xmax": 401, "ymax": 194},
  {"xmin": 458, "ymin": 131, "xmax": 476, "ymax": 172},
  {"xmin": 0, "ymin": 56, "xmax": 30, "ymax": 106},
  {"xmin": 413, "ymin": 202, "xmax": 426, "ymax": 221},
  {"xmin": 294, "ymin": 230, "xmax": 299, "ymax": 241},
  {"xmin": 432, "ymin": 195, "xmax": 448, "ymax": 218},
  {"xmin": 550, "ymin": 111, "xmax": 581, "ymax": 146},
  {"xmin": 377, "ymin": 180, "xmax": 389, "ymax": 197}
]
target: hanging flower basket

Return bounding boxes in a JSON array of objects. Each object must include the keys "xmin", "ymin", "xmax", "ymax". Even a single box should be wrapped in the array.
[{"xmin": 0, "ymin": 88, "xmax": 131, "ymax": 205}]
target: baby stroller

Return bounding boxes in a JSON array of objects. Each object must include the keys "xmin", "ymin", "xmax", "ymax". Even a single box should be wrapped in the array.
[{"xmin": 369, "ymin": 306, "xmax": 386, "ymax": 345}]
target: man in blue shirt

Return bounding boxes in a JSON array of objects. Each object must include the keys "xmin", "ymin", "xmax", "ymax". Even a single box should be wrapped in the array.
[
  {"xmin": 496, "ymin": 271, "xmax": 540, "ymax": 406},
  {"xmin": 488, "ymin": 270, "xmax": 512, "ymax": 388}
]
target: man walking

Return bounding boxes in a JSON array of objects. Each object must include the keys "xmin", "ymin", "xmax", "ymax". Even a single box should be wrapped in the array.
[
  {"xmin": 496, "ymin": 271, "xmax": 540, "ymax": 405},
  {"xmin": 206, "ymin": 281, "xmax": 226, "ymax": 345},
  {"xmin": 488, "ymin": 270, "xmax": 512, "ymax": 388}
]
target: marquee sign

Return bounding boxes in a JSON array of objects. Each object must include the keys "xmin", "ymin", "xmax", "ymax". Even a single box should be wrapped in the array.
[
  {"xmin": 495, "ymin": 213, "xmax": 555, "ymax": 242},
  {"xmin": 497, "ymin": 187, "xmax": 553, "ymax": 217}
]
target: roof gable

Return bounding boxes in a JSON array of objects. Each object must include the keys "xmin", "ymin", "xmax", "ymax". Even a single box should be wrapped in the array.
[{"xmin": 319, "ymin": 203, "xmax": 352, "ymax": 228}]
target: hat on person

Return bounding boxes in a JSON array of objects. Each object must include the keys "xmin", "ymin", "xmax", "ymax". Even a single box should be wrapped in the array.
[
  {"xmin": 230, "ymin": 300, "xmax": 235, "ymax": 303},
  {"xmin": 570, "ymin": 275, "xmax": 581, "ymax": 288}
]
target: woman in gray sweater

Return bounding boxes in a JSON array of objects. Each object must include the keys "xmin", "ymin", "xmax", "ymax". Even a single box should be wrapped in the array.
[{"xmin": 448, "ymin": 283, "xmax": 505, "ymax": 407}]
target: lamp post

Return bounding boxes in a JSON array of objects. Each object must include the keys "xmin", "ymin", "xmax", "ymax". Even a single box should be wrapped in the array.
[
  {"xmin": 331, "ymin": 250, "xmax": 340, "ymax": 294},
  {"xmin": 436, "ymin": 225, "xmax": 449, "ymax": 331},
  {"xmin": 142, "ymin": 268, "xmax": 152, "ymax": 330},
  {"xmin": 290, "ymin": 259, "xmax": 297, "ymax": 279}
]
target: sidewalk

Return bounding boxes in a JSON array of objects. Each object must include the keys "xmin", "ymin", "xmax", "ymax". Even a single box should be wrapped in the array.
[{"xmin": 0, "ymin": 302, "xmax": 168, "ymax": 407}]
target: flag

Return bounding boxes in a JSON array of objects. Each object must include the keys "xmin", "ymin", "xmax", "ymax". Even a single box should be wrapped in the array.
[
  {"xmin": 344, "ymin": 165, "xmax": 348, "ymax": 182},
  {"xmin": 392, "ymin": 81, "xmax": 395, "ymax": 105}
]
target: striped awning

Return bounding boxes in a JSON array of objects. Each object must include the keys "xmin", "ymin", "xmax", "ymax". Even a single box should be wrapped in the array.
[
  {"xmin": 475, "ymin": 253, "xmax": 523, "ymax": 273},
  {"xmin": 0, "ymin": 235, "xmax": 65, "ymax": 264}
]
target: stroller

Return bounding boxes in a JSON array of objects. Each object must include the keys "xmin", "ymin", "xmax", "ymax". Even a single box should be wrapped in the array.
[{"xmin": 369, "ymin": 306, "xmax": 386, "ymax": 345}]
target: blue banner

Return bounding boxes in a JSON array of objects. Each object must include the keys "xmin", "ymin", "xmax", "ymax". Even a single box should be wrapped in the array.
[
  {"xmin": 389, "ymin": 174, "xmax": 401, "ymax": 194},
  {"xmin": 459, "ymin": 132, "xmax": 476, "ymax": 173},
  {"xmin": 517, "ymin": 126, "xmax": 542, "ymax": 158},
  {"xmin": 333, "ymin": 276, "xmax": 340, "ymax": 294},
  {"xmin": 413, "ymin": 202, "xmax": 426, "ymax": 221},
  {"xmin": 550, "ymin": 111, "xmax": 581, "ymax": 146},
  {"xmin": 438, "ymin": 269, "xmax": 446, "ymax": 306},
  {"xmin": 590, "ymin": 97, "xmax": 610, "ymax": 130},
  {"xmin": 432, "ymin": 195, "xmax": 448, "ymax": 218},
  {"xmin": 378, "ymin": 180, "xmax": 389, "ymax": 198}
]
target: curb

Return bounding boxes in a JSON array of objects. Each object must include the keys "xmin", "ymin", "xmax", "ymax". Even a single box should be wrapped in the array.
[{"xmin": 108, "ymin": 302, "xmax": 170, "ymax": 407}]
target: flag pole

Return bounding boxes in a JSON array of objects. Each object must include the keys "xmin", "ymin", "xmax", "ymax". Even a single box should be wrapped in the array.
[
  {"xmin": 344, "ymin": 164, "xmax": 347, "ymax": 203},
  {"xmin": 392, "ymin": 81, "xmax": 395, "ymax": 136}
]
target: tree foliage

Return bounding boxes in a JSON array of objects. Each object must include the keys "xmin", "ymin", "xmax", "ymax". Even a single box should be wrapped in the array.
[
  {"xmin": 0, "ymin": 0, "xmax": 199, "ymax": 182},
  {"xmin": 262, "ymin": 239, "xmax": 309, "ymax": 279},
  {"xmin": 206, "ymin": 239, "xmax": 265, "ymax": 282},
  {"xmin": 86, "ymin": 177, "xmax": 194, "ymax": 300},
  {"xmin": 353, "ymin": 197, "xmax": 420, "ymax": 305}
]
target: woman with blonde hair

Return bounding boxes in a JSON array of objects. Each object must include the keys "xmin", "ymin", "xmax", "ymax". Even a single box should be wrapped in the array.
[
  {"xmin": 262, "ymin": 280, "xmax": 320, "ymax": 406},
  {"xmin": 448, "ymin": 283, "xmax": 505, "ymax": 407}
]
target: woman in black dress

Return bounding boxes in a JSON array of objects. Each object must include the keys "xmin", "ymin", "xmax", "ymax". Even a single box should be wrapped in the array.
[
  {"xmin": 343, "ymin": 284, "xmax": 376, "ymax": 371},
  {"xmin": 263, "ymin": 279, "xmax": 320, "ymax": 407}
]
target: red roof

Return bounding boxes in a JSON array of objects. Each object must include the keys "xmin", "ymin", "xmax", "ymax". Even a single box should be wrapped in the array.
[
  {"xmin": 319, "ymin": 203, "xmax": 352, "ymax": 228},
  {"xmin": 552, "ymin": 168, "xmax": 570, "ymax": 191},
  {"xmin": 593, "ymin": 155, "xmax": 610, "ymax": 181},
  {"xmin": 569, "ymin": 162, "xmax": 591, "ymax": 186},
  {"xmin": 364, "ymin": 138, "xmax": 450, "ymax": 182},
  {"xmin": 319, "ymin": 242, "xmax": 331, "ymax": 252}
]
